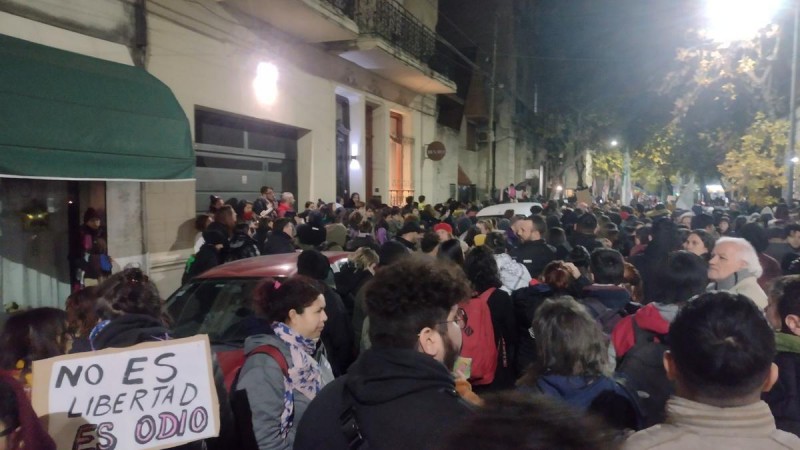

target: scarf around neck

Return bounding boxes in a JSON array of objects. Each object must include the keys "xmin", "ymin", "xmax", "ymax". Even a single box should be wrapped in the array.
[
  {"xmin": 271, "ymin": 322, "xmax": 322, "ymax": 438},
  {"xmin": 713, "ymin": 269, "xmax": 755, "ymax": 291}
]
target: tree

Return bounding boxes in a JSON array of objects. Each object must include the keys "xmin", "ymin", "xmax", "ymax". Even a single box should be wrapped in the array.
[
  {"xmin": 656, "ymin": 22, "xmax": 791, "ymax": 182},
  {"xmin": 718, "ymin": 113, "xmax": 788, "ymax": 205}
]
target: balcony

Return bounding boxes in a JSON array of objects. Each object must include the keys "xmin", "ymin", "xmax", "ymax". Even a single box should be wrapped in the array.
[
  {"xmin": 328, "ymin": 0, "xmax": 456, "ymax": 94},
  {"xmin": 225, "ymin": 0, "xmax": 359, "ymax": 43}
]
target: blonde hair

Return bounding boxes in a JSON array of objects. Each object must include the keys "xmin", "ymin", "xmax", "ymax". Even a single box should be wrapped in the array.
[{"xmin": 349, "ymin": 247, "xmax": 379, "ymax": 271}]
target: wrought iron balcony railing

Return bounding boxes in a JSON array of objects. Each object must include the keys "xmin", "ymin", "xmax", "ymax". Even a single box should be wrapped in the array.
[
  {"xmin": 321, "ymin": 0, "xmax": 356, "ymax": 20},
  {"xmin": 355, "ymin": 0, "xmax": 437, "ymax": 66}
]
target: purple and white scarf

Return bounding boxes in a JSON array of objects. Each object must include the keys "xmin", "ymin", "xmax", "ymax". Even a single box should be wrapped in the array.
[{"xmin": 271, "ymin": 321, "xmax": 321, "ymax": 438}]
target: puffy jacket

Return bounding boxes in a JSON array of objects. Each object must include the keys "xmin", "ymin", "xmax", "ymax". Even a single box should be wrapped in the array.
[
  {"xmin": 236, "ymin": 333, "xmax": 333, "ymax": 450},
  {"xmin": 494, "ymin": 253, "xmax": 532, "ymax": 293}
]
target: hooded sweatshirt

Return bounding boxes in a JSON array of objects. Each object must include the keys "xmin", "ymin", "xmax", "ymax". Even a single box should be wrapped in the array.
[
  {"xmin": 611, "ymin": 303, "xmax": 678, "ymax": 359},
  {"xmin": 709, "ymin": 269, "xmax": 768, "ymax": 310},
  {"xmin": 293, "ymin": 347, "xmax": 473, "ymax": 450},
  {"xmin": 91, "ymin": 314, "xmax": 170, "ymax": 350}
]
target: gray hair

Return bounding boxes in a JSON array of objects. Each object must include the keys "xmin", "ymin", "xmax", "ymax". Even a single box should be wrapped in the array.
[{"xmin": 716, "ymin": 237, "xmax": 763, "ymax": 278}]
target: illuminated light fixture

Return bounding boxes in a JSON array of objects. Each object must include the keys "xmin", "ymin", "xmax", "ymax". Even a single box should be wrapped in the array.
[
  {"xmin": 792, "ymin": 156, "xmax": 800, "ymax": 164},
  {"xmin": 610, "ymin": 140, "xmax": 618, "ymax": 147},
  {"xmin": 254, "ymin": 62, "xmax": 279, "ymax": 105},
  {"xmin": 351, "ymin": 144, "xmax": 359, "ymax": 157},
  {"xmin": 349, "ymin": 158, "xmax": 361, "ymax": 170},
  {"xmin": 556, "ymin": 185, "xmax": 563, "ymax": 192},
  {"xmin": 704, "ymin": 0, "xmax": 781, "ymax": 43}
]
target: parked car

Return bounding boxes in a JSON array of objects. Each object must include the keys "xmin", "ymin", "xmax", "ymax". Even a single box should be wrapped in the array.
[
  {"xmin": 477, "ymin": 202, "xmax": 542, "ymax": 219},
  {"xmin": 165, "ymin": 251, "xmax": 350, "ymax": 389}
]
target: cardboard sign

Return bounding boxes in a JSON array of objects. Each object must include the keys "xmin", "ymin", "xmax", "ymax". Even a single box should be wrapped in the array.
[{"xmin": 32, "ymin": 335, "xmax": 219, "ymax": 450}]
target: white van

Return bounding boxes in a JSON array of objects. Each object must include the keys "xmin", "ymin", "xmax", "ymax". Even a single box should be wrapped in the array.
[{"xmin": 477, "ymin": 202, "xmax": 542, "ymax": 219}]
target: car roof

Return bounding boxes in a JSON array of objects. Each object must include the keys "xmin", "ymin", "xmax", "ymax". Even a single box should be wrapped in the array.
[
  {"xmin": 197, "ymin": 251, "xmax": 350, "ymax": 279},
  {"xmin": 477, "ymin": 202, "xmax": 542, "ymax": 218}
]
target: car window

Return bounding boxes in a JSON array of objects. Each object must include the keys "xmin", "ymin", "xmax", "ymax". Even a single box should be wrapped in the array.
[{"xmin": 166, "ymin": 278, "xmax": 266, "ymax": 343}]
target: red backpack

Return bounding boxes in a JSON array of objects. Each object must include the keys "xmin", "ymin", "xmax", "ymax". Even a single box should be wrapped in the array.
[{"xmin": 460, "ymin": 287, "xmax": 498, "ymax": 386}]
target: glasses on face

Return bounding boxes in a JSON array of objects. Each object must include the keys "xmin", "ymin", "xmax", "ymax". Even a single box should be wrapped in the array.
[{"xmin": 439, "ymin": 308, "xmax": 468, "ymax": 330}]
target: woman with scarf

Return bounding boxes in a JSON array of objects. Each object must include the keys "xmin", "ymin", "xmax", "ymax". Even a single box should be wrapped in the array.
[{"xmin": 236, "ymin": 276, "xmax": 334, "ymax": 450}]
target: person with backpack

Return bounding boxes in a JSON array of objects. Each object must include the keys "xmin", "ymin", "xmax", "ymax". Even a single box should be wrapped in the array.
[
  {"xmin": 611, "ymin": 250, "xmax": 708, "ymax": 428},
  {"xmin": 462, "ymin": 246, "xmax": 518, "ymax": 392},
  {"xmin": 234, "ymin": 276, "xmax": 334, "ymax": 450},
  {"xmin": 624, "ymin": 292, "xmax": 800, "ymax": 449},
  {"xmin": 517, "ymin": 296, "xmax": 640, "ymax": 431},
  {"xmin": 578, "ymin": 248, "xmax": 640, "ymax": 334},
  {"xmin": 293, "ymin": 256, "xmax": 474, "ymax": 450}
]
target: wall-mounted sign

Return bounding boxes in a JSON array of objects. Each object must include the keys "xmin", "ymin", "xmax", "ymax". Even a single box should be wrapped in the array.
[{"xmin": 426, "ymin": 141, "xmax": 446, "ymax": 161}]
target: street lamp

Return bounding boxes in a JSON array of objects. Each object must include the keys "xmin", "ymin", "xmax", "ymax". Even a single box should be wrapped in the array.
[
  {"xmin": 610, "ymin": 139, "xmax": 632, "ymax": 205},
  {"xmin": 704, "ymin": 0, "xmax": 782, "ymax": 42}
]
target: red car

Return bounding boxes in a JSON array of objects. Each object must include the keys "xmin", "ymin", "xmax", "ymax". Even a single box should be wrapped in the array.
[{"xmin": 165, "ymin": 251, "xmax": 350, "ymax": 390}]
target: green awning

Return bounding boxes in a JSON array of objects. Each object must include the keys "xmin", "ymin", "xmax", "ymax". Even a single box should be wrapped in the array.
[{"xmin": 0, "ymin": 34, "xmax": 194, "ymax": 181}]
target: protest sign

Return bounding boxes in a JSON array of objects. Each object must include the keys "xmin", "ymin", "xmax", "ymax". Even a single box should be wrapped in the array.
[{"xmin": 32, "ymin": 335, "xmax": 219, "ymax": 450}]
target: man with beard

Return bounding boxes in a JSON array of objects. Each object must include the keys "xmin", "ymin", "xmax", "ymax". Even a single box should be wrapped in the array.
[{"xmin": 294, "ymin": 255, "xmax": 474, "ymax": 450}]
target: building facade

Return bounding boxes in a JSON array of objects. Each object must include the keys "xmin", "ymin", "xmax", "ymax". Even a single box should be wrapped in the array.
[{"xmin": 0, "ymin": 0, "xmax": 537, "ymax": 306}]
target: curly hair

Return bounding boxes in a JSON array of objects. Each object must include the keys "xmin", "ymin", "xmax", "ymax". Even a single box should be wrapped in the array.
[
  {"xmin": 252, "ymin": 275, "xmax": 324, "ymax": 323},
  {"xmin": 464, "ymin": 246, "xmax": 502, "ymax": 293},
  {"xmin": 365, "ymin": 255, "xmax": 471, "ymax": 349},
  {"xmin": 95, "ymin": 268, "xmax": 164, "ymax": 321}
]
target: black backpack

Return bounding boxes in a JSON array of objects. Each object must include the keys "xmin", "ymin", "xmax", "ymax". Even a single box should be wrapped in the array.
[{"xmin": 615, "ymin": 320, "xmax": 673, "ymax": 429}]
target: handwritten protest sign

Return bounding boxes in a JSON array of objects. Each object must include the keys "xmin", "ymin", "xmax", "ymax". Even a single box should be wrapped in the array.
[{"xmin": 32, "ymin": 335, "xmax": 219, "ymax": 450}]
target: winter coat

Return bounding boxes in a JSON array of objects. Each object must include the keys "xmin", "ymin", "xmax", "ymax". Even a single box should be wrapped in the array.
[
  {"xmin": 320, "ymin": 286, "xmax": 356, "ymax": 377},
  {"xmin": 624, "ymin": 397, "xmax": 800, "ymax": 450},
  {"xmin": 236, "ymin": 333, "xmax": 333, "ymax": 450},
  {"xmin": 325, "ymin": 223, "xmax": 348, "ymax": 251},
  {"xmin": 345, "ymin": 234, "xmax": 379, "ymax": 252},
  {"xmin": 509, "ymin": 239, "xmax": 557, "ymax": 279},
  {"xmin": 532, "ymin": 374, "xmax": 632, "ymax": 411},
  {"xmin": 296, "ymin": 222, "xmax": 326, "ymax": 248},
  {"xmin": 494, "ymin": 253, "xmax": 532, "ymax": 293},
  {"xmin": 227, "ymin": 231, "xmax": 261, "ymax": 262},
  {"xmin": 511, "ymin": 283, "xmax": 558, "ymax": 374},
  {"xmin": 764, "ymin": 332, "xmax": 800, "ymax": 437},
  {"xmin": 569, "ymin": 232, "xmax": 604, "ymax": 254},
  {"xmin": 262, "ymin": 231, "xmax": 296, "ymax": 255},
  {"xmin": 184, "ymin": 244, "xmax": 222, "ymax": 283},
  {"xmin": 335, "ymin": 264, "xmax": 372, "ymax": 318},
  {"xmin": 293, "ymin": 348, "xmax": 473, "ymax": 450},
  {"xmin": 708, "ymin": 272, "xmax": 768, "ymax": 310}
]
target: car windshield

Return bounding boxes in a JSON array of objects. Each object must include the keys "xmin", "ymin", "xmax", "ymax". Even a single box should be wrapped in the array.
[{"xmin": 166, "ymin": 277, "xmax": 269, "ymax": 344}]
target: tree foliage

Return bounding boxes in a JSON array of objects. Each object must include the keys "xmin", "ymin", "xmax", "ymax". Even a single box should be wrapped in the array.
[{"xmin": 718, "ymin": 113, "xmax": 788, "ymax": 205}]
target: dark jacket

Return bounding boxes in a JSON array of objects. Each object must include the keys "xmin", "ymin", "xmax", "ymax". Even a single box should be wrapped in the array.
[
  {"xmin": 262, "ymin": 231, "xmax": 296, "ymax": 255},
  {"xmin": 764, "ymin": 332, "xmax": 800, "ymax": 437},
  {"xmin": 227, "ymin": 231, "xmax": 260, "ymax": 262},
  {"xmin": 522, "ymin": 375, "xmax": 640, "ymax": 430},
  {"xmin": 335, "ymin": 264, "xmax": 372, "ymax": 318},
  {"xmin": 394, "ymin": 236, "xmax": 417, "ymax": 252},
  {"xmin": 511, "ymin": 283, "xmax": 557, "ymax": 374},
  {"xmin": 293, "ymin": 348, "xmax": 473, "ymax": 450},
  {"xmin": 297, "ymin": 222, "xmax": 327, "ymax": 248},
  {"xmin": 509, "ymin": 239, "xmax": 557, "ymax": 279},
  {"xmin": 569, "ymin": 232, "xmax": 604, "ymax": 254},
  {"xmin": 320, "ymin": 286, "xmax": 356, "ymax": 377},
  {"xmin": 184, "ymin": 244, "xmax": 222, "ymax": 283}
]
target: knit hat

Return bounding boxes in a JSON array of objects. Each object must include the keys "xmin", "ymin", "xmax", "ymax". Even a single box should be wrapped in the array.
[
  {"xmin": 473, "ymin": 234, "xmax": 487, "ymax": 246},
  {"xmin": 433, "ymin": 223, "xmax": 453, "ymax": 235}
]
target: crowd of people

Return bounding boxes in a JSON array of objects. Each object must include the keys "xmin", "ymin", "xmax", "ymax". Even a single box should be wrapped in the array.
[{"xmin": 6, "ymin": 189, "xmax": 800, "ymax": 449}]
